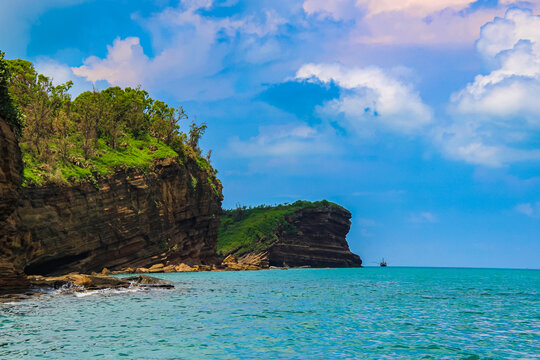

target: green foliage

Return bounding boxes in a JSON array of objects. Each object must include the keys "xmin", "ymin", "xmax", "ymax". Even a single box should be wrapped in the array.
[
  {"xmin": 188, "ymin": 121, "xmax": 207, "ymax": 155},
  {"xmin": 3, "ymin": 55, "xmax": 212, "ymax": 186},
  {"xmin": 217, "ymin": 200, "xmax": 343, "ymax": 257},
  {"xmin": 0, "ymin": 51, "xmax": 22, "ymax": 135},
  {"xmin": 189, "ymin": 175, "xmax": 198, "ymax": 192}
]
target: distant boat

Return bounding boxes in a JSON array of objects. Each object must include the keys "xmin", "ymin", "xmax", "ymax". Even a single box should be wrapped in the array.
[{"xmin": 379, "ymin": 258, "xmax": 387, "ymax": 267}]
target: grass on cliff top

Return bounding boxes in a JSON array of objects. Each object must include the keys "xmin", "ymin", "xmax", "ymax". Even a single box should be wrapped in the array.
[
  {"xmin": 217, "ymin": 200, "xmax": 343, "ymax": 257},
  {"xmin": 22, "ymin": 134, "xmax": 180, "ymax": 186}
]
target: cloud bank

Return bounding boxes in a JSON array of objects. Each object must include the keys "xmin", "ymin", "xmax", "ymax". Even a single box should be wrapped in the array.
[
  {"xmin": 440, "ymin": 8, "xmax": 540, "ymax": 166},
  {"xmin": 295, "ymin": 63, "xmax": 432, "ymax": 134}
]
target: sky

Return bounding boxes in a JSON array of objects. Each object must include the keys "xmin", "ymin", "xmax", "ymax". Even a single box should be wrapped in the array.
[{"xmin": 1, "ymin": 0, "xmax": 540, "ymax": 268}]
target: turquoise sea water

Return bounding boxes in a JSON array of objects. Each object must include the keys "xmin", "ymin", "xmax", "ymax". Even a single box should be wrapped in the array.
[{"xmin": 1, "ymin": 268, "xmax": 539, "ymax": 359}]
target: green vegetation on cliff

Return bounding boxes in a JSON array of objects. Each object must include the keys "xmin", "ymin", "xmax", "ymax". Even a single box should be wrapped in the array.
[
  {"xmin": 2, "ymin": 54, "xmax": 216, "ymax": 187},
  {"xmin": 217, "ymin": 200, "xmax": 344, "ymax": 257},
  {"xmin": 0, "ymin": 52, "xmax": 22, "ymax": 135}
]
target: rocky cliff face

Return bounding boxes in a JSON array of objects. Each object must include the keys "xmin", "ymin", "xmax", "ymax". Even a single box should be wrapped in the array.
[
  {"xmin": 17, "ymin": 157, "xmax": 223, "ymax": 276},
  {"xmin": 1, "ymin": 113, "xmax": 223, "ymax": 288},
  {"xmin": 221, "ymin": 204, "xmax": 362, "ymax": 269},
  {"xmin": 268, "ymin": 206, "xmax": 362, "ymax": 267},
  {"xmin": 0, "ymin": 117, "xmax": 29, "ymax": 292}
]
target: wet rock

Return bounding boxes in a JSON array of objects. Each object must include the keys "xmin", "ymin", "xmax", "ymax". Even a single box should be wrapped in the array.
[
  {"xmin": 123, "ymin": 275, "xmax": 174, "ymax": 288},
  {"xmin": 27, "ymin": 273, "xmax": 174, "ymax": 290}
]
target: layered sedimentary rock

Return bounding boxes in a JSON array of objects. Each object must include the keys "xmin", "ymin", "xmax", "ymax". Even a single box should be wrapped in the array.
[
  {"xmin": 16, "ymin": 157, "xmax": 222, "ymax": 276},
  {"xmin": 0, "ymin": 117, "xmax": 29, "ymax": 292},
  {"xmin": 1, "ymin": 112, "xmax": 223, "ymax": 286},
  {"xmin": 221, "ymin": 204, "xmax": 362, "ymax": 269},
  {"xmin": 268, "ymin": 206, "xmax": 362, "ymax": 267}
]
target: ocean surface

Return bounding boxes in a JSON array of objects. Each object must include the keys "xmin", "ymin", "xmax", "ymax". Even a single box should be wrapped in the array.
[{"xmin": 1, "ymin": 267, "xmax": 539, "ymax": 359}]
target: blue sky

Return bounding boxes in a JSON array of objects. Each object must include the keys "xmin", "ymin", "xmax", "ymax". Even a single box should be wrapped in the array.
[{"xmin": 2, "ymin": 0, "xmax": 540, "ymax": 268}]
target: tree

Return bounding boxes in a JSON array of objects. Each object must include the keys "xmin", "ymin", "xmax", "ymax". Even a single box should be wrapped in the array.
[
  {"xmin": 6, "ymin": 59, "xmax": 71, "ymax": 159},
  {"xmin": 73, "ymin": 91, "xmax": 99, "ymax": 159},
  {"xmin": 149, "ymin": 101, "xmax": 188, "ymax": 149},
  {"xmin": 0, "ymin": 51, "xmax": 22, "ymax": 135},
  {"xmin": 188, "ymin": 120, "xmax": 207, "ymax": 155}
]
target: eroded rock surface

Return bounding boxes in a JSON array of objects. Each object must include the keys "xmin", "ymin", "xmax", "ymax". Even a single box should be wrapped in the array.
[
  {"xmin": 1, "ymin": 113, "xmax": 223, "ymax": 292},
  {"xmin": 17, "ymin": 157, "xmax": 223, "ymax": 276},
  {"xmin": 268, "ymin": 206, "xmax": 362, "ymax": 268},
  {"xmin": 221, "ymin": 205, "xmax": 362, "ymax": 269},
  {"xmin": 28, "ymin": 273, "xmax": 174, "ymax": 290},
  {"xmin": 0, "ymin": 117, "xmax": 28, "ymax": 293}
]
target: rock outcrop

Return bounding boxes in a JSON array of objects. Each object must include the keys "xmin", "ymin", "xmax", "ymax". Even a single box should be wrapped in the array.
[
  {"xmin": 219, "ymin": 203, "xmax": 362, "ymax": 269},
  {"xmin": 267, "ymin": 206, "xmax": 362, "ymax": 267},
  {"xmin": 16, "ymin": 156, "xmax": 222, "ymax": 276},
  {"xmin": 1, "ymin": 115, "xmax": 223, "ymax": 291},
  {"xmin": 28, "ymin": 273, "xmax": 174, "ymax": 291},
  {"xmin": 0, "ymin": 117, "xmax": 29, "ymax": 293}
]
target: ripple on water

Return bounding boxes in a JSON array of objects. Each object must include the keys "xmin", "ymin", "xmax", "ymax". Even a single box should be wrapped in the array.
[{"xmin": 0, "ymin": 268, "xmax": 539, "ymax": 359}]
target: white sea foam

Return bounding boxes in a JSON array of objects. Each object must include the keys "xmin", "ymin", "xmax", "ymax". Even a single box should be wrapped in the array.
[{"xmin": 73, "ymin": 286, "xmax": 149, "ymax": 298}]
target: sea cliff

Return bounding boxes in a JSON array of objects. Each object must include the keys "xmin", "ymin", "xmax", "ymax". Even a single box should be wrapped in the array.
[
  {"xmin": 18, "ymin": 155, "xmax": 223, "ymax": 276},
  {"xmin": 0, "ymin": 117, "xmax": 29, "ymax": 292},
  {"xmin": 0, "ymin": 115, "xmax": 223, "ymax": 292},
  {"xmin": 217, "ymin": 201, "xmax": 362, "ymax": 269}
]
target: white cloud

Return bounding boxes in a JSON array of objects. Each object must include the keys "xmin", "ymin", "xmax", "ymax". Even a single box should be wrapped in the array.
[
  {"xmin": 303, "ymin": 0, "xmax": 473, "ymax": 19},
  {"xmin": 295, "ymin": 63, "xmax": 432, "ymax": 134},
  {"xmin": 357, "ymin": 218, "xmax": 377, "ymax": 227},
  {"xmin": 515, "ymin": 202, "xmax": 540, "ymax": 217},
  {"xmin": 34, "ymin": 58, "xmax": 93, "ymax": 96},
  {"xmin": 440, "ymin": 8, "xmax": 540, "ymax": 167},
  {"xmin": 432, "ymin": 121, "xmax": 540, "ymax": 167},
  {"xmin": 71, "ymin": 1, "xmax": 288, "ymax": 100},
  {"xmin": 229, "ymin": 124, "xmax": 335, "ymax": 157},
  {"xmin": 408, "ymin": 211, "xmax": 438, "ymax": 223},
  {"xmin": 302, "ymin": 0, "xmax": 528, "ymax": 46},
  {"xmin": 454, "ymin": 9, "xmax": 540, "ymax": 117},
  {"xmin": 302, "ymin": 0, "xmax": 359, "ymax": 20},
  {"xmin": 360, "ymin": 228, "xmax": 373, "ymax": 237},
  {"xmin": 73, "ymin": 37, "xmax": 149, "ymax": 88}
]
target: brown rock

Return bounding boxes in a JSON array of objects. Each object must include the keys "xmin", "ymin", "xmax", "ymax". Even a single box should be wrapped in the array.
[
  {"xmin": 0, "ymin": 112, "xmax": 223, "ymax": 293},
  {"xmin": 0, "ymin": 117, "xmax": 29, "ymax": 293},
  {"xmin": 147, "ymin": 263, "xmax": 164, "ymax": 273},
  {"xmin": 174, "ymin": 263, "xmax": 195, "ymax": 272},
  {"xmin": 221, "ymin": 255, "xmax": 263, "ymax": 271},
  {"xmin": 28, "ymin": 273, "xmax": 129, "ymax": 290},
  {"xmin": 27, "ymin": 273, "xmax": 174, "ymax": 290},
  {"xmin": 162, "ymin": 265, "xmax": 177, "ymax": 273},
  {"xmin": 16, "ymin": 156, "xmax": 222, "ymax": 277},
  {"xmin": 222, "ymin": 205, "xmax": 362, "ymax": 269},
  {"xmin": 266, "ymin": 206, "xmax": 362, "ymax": 268},
  {"xmin": 123, "ymin": 275, "xmax": 174, "ymax": 288}
]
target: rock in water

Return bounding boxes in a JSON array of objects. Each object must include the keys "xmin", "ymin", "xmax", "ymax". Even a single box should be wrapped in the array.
[
  {"xmin": 122, "ymin": 275, "xmax": 175, "ymax": 288},
  {"xmin": 28, "ymin": 273, "xmax": 174, "ymax": 290}
]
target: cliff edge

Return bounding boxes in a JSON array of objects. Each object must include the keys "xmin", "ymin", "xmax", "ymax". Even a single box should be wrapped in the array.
[
  {"xmin": 0, "ymin": 113, "xmax": 223, "ymax": 291},
  {"xmin": 17, "ymin": 155, "xmax": 223, "ymax": 276},
  {"xmin": 0, "ymin": 117, "xmax": 29, "ymax": 292},
  {"xmin": 217, "ymin": 201, "xmax": 362, "ymax": 268}
]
